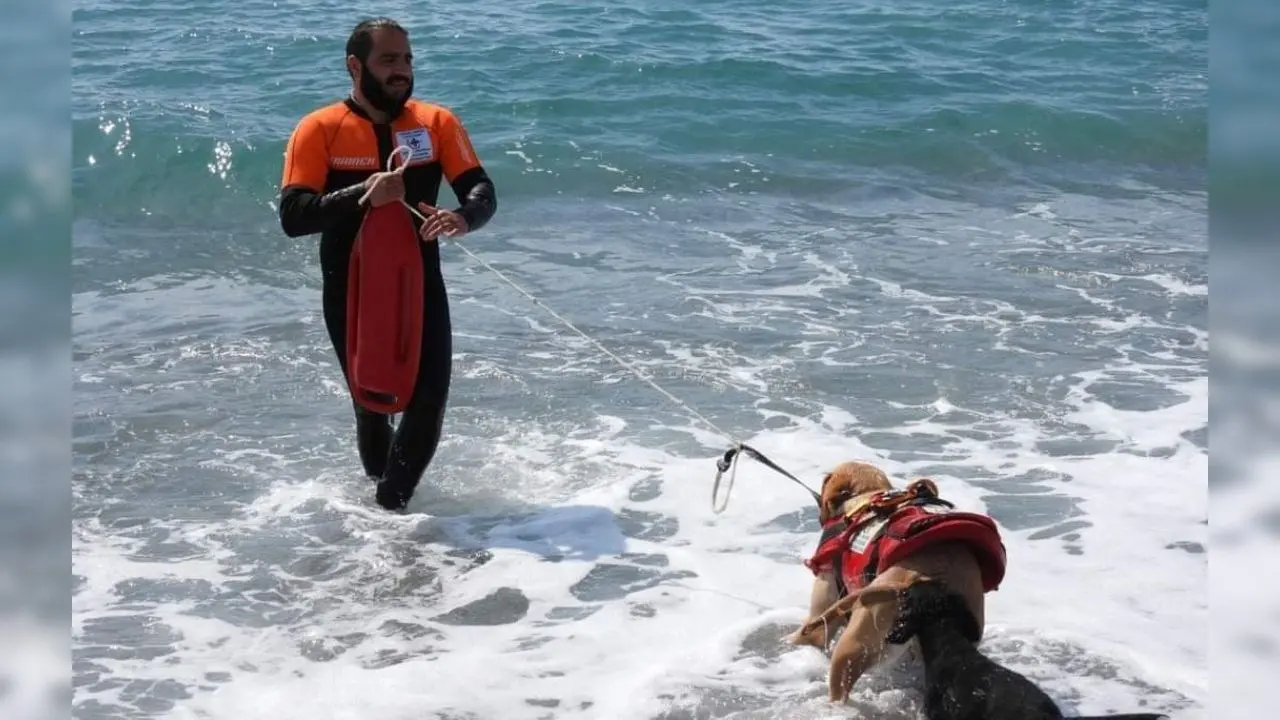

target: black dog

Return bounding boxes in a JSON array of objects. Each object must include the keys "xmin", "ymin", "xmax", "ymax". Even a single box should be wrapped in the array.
[{"xmin": 882, "ymin": 579, "xmax": 1169, "ymax": 720}]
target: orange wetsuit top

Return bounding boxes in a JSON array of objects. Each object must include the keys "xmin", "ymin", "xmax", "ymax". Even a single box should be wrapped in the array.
[
  {"xmin": 274, "ymin": 97, "xmax": 495, "ymax": 503},
  {"xmin": 277, "ymin": 97, "xmax": 497, "ymax": 252}
]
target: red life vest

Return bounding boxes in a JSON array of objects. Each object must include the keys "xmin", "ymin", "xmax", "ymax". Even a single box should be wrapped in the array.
[{"xmin": 805, "ymin": 483, "xmax": 1007, "ymax": 597}]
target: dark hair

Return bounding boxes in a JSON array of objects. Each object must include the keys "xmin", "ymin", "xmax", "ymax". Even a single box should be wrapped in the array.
[
  {"xmin": 884, "ymin": 579, "xmax": 982, "ymax": 646},
  {"xmin": 345, "ymin": 18, "xmax": 407, "ymax": 65}
]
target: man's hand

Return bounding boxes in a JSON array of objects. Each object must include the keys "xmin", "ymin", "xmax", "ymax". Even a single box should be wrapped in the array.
[
  {"xmin": 416, "ymin": 202, "xmax": 469, "ymax": 242},
  {"xmin": 362, "ymin": 171, "xmax": 405, "ymax": 207}
]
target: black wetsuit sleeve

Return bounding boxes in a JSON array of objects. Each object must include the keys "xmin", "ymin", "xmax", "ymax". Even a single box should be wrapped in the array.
[
  {"xmin": 278, "ymin": 184, "xmax": 367, "ymax": 238},
  {"xmin": 449, "ymin": 166, "xmax": 497, "ymax": 233}
]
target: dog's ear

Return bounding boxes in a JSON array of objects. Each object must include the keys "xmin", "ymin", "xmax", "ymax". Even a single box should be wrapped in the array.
[
  {"xmin": 814, "ymin": 471, "xmax": 855, "ymax": 520},
  {"xmin": 820, "ymin": 462, "xmax": 893, "ymax": 523},
  {"xmin": 817, "ymin": 472, "xmax": 831, "ymax": 519},
  {"xmin": 819, "ymin": 497, "xmax": 847, "ymax": 525}
]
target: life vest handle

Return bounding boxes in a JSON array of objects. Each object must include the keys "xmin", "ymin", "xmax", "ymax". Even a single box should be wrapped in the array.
[{"xmin": 839, "ymin": 478, "xmax": 952, "ymax": 527}]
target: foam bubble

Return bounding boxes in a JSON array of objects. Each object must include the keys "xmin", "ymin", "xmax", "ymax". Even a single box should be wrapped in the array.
[{"xmin": 72, "ymin": 190, "xmax": 1204, "ymax": 718}]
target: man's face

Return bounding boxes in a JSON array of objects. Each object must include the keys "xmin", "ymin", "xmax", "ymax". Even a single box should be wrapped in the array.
[{"xmin": 353, "ymin": 28, "xmax": 414, "ymax": 115}]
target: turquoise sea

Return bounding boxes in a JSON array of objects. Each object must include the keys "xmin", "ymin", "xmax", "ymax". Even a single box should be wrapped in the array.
[{"xmin": 69, "ymin": 1, "xmax": 1207, "ymax": 718}]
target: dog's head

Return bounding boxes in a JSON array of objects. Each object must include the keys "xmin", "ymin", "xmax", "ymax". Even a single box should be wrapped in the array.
[
  {"xmin": 818, "ymin": 461, "xmax": 893, "ymax": 524},
  {"xmin": 884, "ymin": 579, "xmax": 982, "ymax": 646}
]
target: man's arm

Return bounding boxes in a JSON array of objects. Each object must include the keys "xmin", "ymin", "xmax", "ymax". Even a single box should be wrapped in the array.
[
  {"xmin": 277, "ymin": 114, "xmax": 366, "ymax": 237},
  {"xmin": 438, "ymin": 110, "xmax": 497, "ymax": 232}
]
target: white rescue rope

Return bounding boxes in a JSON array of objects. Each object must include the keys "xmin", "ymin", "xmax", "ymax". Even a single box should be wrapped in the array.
[{"xmin": 359, "ymin": 146, "xmax": 806, "ymax": 514}]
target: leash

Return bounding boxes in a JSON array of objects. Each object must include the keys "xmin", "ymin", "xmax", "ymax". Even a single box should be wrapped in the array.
[
  {"xmin": 363, "ymin": 146, "xmax": 822, "ymax": 514},
  {"xmin": 713, "ymin": 444, "xmax": 821, "ymax": 514}
]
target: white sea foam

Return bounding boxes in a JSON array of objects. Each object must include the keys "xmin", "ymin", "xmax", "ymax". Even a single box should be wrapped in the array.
[
  {"xmin": 71, "ymin": 196, "xmax": 1206, "ymax": 719},
  {"xmin": 72, "ymin": 373, "xmax": 1206, "ymax": 719}
]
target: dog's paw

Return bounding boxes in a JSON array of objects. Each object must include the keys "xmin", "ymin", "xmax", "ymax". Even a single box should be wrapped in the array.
[{"xmin": 787, "ymin": 626, "xmax": 825, "ymax": 649}]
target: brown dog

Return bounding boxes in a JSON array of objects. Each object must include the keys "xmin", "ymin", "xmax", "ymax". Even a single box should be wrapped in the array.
[{"xmin": 789, "ymin": 461, "xmax": 1007, "ymax": 702}]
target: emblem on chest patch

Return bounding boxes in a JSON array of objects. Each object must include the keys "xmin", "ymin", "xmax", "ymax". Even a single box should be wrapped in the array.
[{"xmin": 394, "ymin": 128, "xmax": 433, "ymax": 164}]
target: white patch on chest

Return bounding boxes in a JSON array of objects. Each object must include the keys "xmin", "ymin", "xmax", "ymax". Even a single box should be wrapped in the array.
[{"xmin": 394, "ymin": 127, "xmax": 434, "ymax": 164}]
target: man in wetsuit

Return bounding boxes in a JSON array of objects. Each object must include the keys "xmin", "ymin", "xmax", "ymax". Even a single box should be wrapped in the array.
[{"xmin": 278, "ymin": 17, "xmax": 497, "ymax": 510}]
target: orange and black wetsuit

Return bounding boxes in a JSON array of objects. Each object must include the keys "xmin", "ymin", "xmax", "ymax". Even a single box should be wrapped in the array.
[{"xmin": 278, "ymin": 96, "xmax": 496, "ymax": 509}]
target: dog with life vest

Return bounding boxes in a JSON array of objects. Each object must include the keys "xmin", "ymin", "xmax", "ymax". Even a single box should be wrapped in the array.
[
  {"xmin": 790, "ymin": 461, "xmax": 1006, "ymax": 700},
  {"xmin": 789, "ymin": 461, "xmax": 1167, "ymax": 720}
]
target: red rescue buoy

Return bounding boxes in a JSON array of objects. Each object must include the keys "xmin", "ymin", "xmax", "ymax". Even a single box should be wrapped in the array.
[{"xmin": 345, "ymin": 201, "xmax": 423, "ymax": 414}]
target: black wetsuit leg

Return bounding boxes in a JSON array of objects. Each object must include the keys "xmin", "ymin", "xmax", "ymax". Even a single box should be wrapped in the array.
[
  {"xmin": 375, "ymin": 241, "xmax": 453, "ymax": 510},
  {"xmin": 319, "ymin": 231, "xmax": 393, "ymax": 479}
]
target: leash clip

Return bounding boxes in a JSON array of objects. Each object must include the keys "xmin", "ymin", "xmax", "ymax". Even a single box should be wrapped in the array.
[
  {"xmin": 716, "ymin": 446, "xmax": 739, "ymax": 474},
  {"xmin": 711, "ymin": 444, "xmax": 744, "ymax": 515}
]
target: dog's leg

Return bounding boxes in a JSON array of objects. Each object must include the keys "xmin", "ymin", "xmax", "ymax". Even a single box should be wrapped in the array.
[
  {"xmin": 827, "ymin": 596, "xmax": 898, "ymax": 701},
  {"xmin": 825, "ymin": 577, "xmax": 916, "ymax": 701},
  {"xmin": 790, "ymin": 570, "xmax": 841, "ymax": 648}
]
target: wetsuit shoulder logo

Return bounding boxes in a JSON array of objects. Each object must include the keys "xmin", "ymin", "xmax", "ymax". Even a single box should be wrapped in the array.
[
  {"xmin": 332, "ymin": 156, "xmax": 379, "ymax": 169},
  {"xmin": 394, "ymin": 127, "xmax": 434, "ymax": 164}
]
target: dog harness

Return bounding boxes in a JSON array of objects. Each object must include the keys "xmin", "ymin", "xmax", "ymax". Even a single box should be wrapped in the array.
[{"xmin": 805, "ymin": 479, "xmax": 1007, "ymax": 599}]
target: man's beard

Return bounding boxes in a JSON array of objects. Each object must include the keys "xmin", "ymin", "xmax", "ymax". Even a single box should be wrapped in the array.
[{"xmin": 360, "ymin": 63, "xmax": 413, "ymax": 117}]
